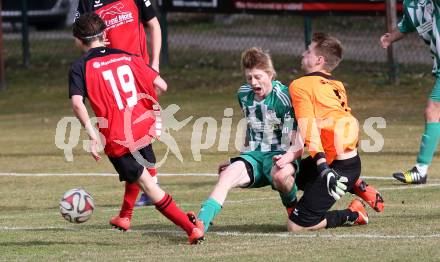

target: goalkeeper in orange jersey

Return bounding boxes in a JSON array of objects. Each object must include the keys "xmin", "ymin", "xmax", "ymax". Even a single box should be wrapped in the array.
[{"xmin": 275, "ymin": 32, "xmax": 384, "ymax": 231}]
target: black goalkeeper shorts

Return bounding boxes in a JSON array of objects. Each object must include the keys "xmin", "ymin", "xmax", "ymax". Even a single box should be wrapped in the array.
[
  {"xmin": 289, "ymin": 155, "xmax": 361, "ymax": 227},
  {"xmin": 108, "ymin": 144, "xmax": 156, "ymax": 183}
]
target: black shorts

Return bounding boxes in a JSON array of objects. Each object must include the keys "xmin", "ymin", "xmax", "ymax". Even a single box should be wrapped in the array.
[
  {"xmin": 108, "ymin": 144, "xmax": 156, "ymax": 183},
  {"xmin": 289, "ymin": 155, "xmax": 361, "ymax": 227}
]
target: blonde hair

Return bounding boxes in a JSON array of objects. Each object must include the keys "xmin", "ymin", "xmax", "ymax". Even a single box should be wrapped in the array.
[
  {"xmin": 312, "ymin": 32, "xmax": 343, "ymax": 72},
  {"xmin": 241, "ymin": 47, "xmax": 276, "ymax": 79}
]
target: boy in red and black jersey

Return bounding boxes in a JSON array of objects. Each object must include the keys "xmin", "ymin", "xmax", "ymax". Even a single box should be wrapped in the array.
[
  {"xmin": 75, "ymin": 0, "xmax": 163, "ymax": 227},
  {"xmin": 69, "ymin": 13, "xmax": 204, "ymax": 244},
  {"xmin": 76, "ymin": 0, "xmax": 160, "ymax": 70}
]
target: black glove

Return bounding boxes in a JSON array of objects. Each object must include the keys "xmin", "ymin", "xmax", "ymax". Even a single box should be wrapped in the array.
[{"xmin": 316, "ymin": 156, "xmax": 348, "ymax": 201}]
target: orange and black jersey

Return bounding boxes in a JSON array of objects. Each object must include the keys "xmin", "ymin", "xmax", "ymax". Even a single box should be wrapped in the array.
[{"xmin": 289, "ymin": 72, "xmax": 358, "ymax": 164}]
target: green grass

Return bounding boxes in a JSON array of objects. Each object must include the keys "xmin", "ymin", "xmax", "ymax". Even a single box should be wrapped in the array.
[
  {"xmin": 1, "ymin": 50, "xmax": 440, "ymax": 261},
  {"xmin": 1, "ymin": 176, "xmax": 440, "ymax": 261}
]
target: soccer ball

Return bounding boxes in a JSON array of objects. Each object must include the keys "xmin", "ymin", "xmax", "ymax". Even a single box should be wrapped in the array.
[{"xmin": 59, "ymin": 188, "xmax": 94, "ymax": 223}]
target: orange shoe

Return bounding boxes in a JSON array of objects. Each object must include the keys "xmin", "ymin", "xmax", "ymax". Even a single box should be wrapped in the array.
[
  {"xmin": 187, "ymin": 211, "xmax": 205, "ymax": 245},
  {"xmin": 109, "ymin": 216, "xmax": 130, "ymax": 231},
  {"xmin": 348, "ymin": 199, "xmax": 368, "ymax": 225},
  {"xmin": 353, "ymin": 179, "xmax": 384, "ymax": 212}
]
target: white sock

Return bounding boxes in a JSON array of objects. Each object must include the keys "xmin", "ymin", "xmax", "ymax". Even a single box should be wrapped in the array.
[{"xmin": 415, "ymin": 163, "xmax": 428, "ymax": 176}]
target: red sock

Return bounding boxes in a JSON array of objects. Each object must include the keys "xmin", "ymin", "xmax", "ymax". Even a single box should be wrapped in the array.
[
  {"xmin": 119, "ymin": 182, "xmax": 140, "ymax": 219},
  {"xmin": 155, "ymin": 194, "xmax": 195, "ymax": 235}
]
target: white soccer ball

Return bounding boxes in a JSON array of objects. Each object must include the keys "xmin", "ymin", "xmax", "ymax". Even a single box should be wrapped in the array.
[{"xmin": 59, "ymin": 188, "xmax": 95, "ymax": 223}]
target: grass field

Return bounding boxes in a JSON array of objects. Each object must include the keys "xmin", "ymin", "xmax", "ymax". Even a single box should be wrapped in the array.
[{"xmin": 1, "ymin": 51, "xmax": 440, "ymax": 261}]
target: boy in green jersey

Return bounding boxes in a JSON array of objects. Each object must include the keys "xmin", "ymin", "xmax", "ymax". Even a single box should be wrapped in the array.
[
  {"xmin": 381, "ymin": 0, "xmax": 440, "ymax": 184},
  {"xmin": 193, "ymin": 47, "xmax": 302, "ymax": 234}
]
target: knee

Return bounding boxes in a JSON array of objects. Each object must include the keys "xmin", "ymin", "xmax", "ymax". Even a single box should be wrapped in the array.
[
  {"xmin": 425, "ymin": 107, "xmax": 434, "ymax": 121},
  {"xmin": 217, "ymin": 170, "xmax": 236, "ymax": 189},
  {"xmin": 272, "ymin": 171, "xmax": 285, "ymax": 189},
  {"xmin": 425, "ymin": 103, "xmax": 440, "ymax": 122},
  {"xmin": 271, "ymin": 166, "xmax": 294, "ymax": 190}
]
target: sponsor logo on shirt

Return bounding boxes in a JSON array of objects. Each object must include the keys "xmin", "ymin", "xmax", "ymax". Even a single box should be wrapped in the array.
[
  {"xmin": 98, "ymin": 3, "xmax": 134, "ymax": 29},
  {"xmin": 95, "ymin": 56, "xmax": 132, "ymax": 68}
]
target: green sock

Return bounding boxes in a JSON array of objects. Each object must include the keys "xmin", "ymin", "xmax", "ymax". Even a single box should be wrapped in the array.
[
  {"xmin": 416, "ymin": 122, "xmax": 440, "ymax": 165},
  {"xmin": 198, "ymin": 197, "xmax": 222, "ymax": 232},
  {"xmin": 279, "ymin": 183, "xmax": 298, "ymax": 208}
]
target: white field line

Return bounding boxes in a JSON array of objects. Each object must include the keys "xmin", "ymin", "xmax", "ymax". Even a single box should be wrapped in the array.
[
  {"xmin": 0, "ymin": 173, "xmax": 216, "ymax": 177},
  {"xmin": 2, "ymin": 173, "xmax": 440, "ymax": 181},
  {"xmin": 2, "ymin": 226, "xmax": 440, "ymax": 239},
  {"xmin": 378, "ymin": 183, "xmax": 440, "ymax": 191}
]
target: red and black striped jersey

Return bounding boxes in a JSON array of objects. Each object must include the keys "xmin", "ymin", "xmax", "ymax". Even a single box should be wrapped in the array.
[
  {"xmin": 69, "ymin": 47, "xmax": 159, "ymax": 157},
  {"xmin": 76, "ymin": 0, "xmax": 156, "ymax": 65}
]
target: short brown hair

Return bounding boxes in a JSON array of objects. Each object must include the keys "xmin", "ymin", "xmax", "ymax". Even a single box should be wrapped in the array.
[
  {"xmin": 312, "ymin": 32, "xmax": 343, "ymax": 72},
  {"xmin": 241, "ymin": 47, "xmax": 276, "ymax": 79},
  {"xmin": 73, "ymin": 13, "xmax": 106, "ymax": 46}
]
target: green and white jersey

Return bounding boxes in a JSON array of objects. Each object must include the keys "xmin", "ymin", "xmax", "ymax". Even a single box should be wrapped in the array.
[
  {"xmin": 398, "ymin": 0, "xmax": 440, "ymax": 75},
  {"xmin": 237, "ymin": 80, "xmax": 297, "ymax": 152}
]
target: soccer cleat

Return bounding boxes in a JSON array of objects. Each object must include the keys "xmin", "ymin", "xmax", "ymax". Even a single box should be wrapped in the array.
[
  {"xmin": 393, "ymin": 167, "xmax": 427, "ymax": 184},
  {"xmin": 348, "ymin": 199, "xmax": 368, "ymax": 225},
  {"xmin": 187, "ymin": 211, "xmax": 205, "ymax": 244},
  {"xmin": 109, "ymin": 216, "xmax": 130, "ymax": 231},
  {"xmin": 353, "ymin": 179, "xmax": 384, "ymax": 212},
  {"xmin": 135, "ymin": 193, "xmax": 153, "ymax": 206}
]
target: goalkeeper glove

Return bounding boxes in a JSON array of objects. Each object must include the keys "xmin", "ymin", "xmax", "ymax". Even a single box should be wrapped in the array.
[{"xmin": 316, "ymin": 155, "xmax": 348, "ymax": 201}]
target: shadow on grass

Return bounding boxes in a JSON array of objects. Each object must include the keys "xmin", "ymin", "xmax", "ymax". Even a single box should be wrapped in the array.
[{"xmin": 123, "ymin": 224, "xmax": 189, "ymax": 244}]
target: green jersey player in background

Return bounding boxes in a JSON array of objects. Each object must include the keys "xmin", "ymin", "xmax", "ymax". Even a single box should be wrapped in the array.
[
  {"xmin": 191, "ymin": 47, "xmax": 302, "ymax": 234},
  {"xmin": 380, "ymin": 0, "xmax": 440, "ymax": 184}
]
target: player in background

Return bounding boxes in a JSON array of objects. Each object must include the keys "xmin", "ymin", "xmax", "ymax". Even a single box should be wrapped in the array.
[
  {"xmin": 277, "ymin": 32, "xmax": 383, "ymax": 232},
  {"xmin": 75, "ymin": 0, "xmax": 162, "ymax": 230},
  {"xmin": 194, "ymin": 47, "xmax": 301, "ymax": 234},
  {"xmin": 380, "ymin": 0, "xmax": 439, "ymax": 184},
  {"xmin": 69, "ymin": 13, "xmax": 204, "ymax": 244},
  {"xmin": 76, "ymin": 0, "xmax": 161, "ymax": 71}
]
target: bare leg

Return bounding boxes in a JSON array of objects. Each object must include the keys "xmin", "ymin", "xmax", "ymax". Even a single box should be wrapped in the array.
[
  {"xmin": 135, "ymin": 168, "xmax": 165, "ymax": 203},
  {"xmin": 210, "ymin": 161, "xmax": 251, "ymax": 205},
  {"xmin": 198, "ymin": 161, "xmax": 251, "ymax": 232}
]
